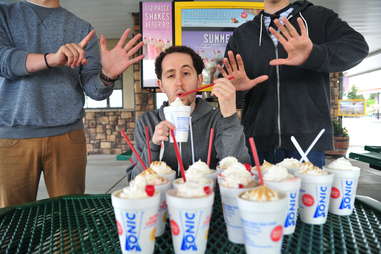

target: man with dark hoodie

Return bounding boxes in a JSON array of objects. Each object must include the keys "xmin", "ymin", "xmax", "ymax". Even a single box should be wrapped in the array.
[
  {"xmin": 131, "ymin": 46, "xmax": 250, "ymax": 176},
  {"xmin": 219, "ymin": 0, "xmax": 369, "ymax": 167}
]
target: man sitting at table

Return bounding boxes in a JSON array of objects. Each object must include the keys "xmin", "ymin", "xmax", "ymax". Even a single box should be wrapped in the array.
[{"xmin": 130, "ymin": 46, "xmax": 253, "ymax": 176}]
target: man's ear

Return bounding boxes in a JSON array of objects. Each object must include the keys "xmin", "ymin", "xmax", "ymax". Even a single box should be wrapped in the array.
[
  {"xmin": 197, "ymin": 74, "xmax": 203, "ymax": 87},
  {"xmin": 157, "ymin": 79, "xmax": 164, "ymax": 91}
]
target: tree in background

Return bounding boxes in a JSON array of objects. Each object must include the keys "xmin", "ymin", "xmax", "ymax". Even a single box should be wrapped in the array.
[{"xmin": 346, "ymin": 85, "xmax": 364, "ymax": 100}]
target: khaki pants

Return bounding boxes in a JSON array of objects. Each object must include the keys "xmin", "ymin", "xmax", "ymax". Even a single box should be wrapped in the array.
[{"xmin": 0, "ymin": 129, "xmax": 87, "ymax": 208}]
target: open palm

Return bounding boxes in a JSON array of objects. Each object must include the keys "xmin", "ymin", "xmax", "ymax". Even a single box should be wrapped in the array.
[
  {"xmin": 217, "ymin": 51, "xmax": 268, "ymax": 91},
  {"xmin": 269, "ymin": 17, "xmax": 313, "ymax": 66},
  {"xmin": 100, "ymin": 29, "xmax": 144, "ymax": 79}
]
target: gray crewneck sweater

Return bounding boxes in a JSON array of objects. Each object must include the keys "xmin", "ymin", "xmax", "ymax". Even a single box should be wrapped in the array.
[{"xmin": 0, "ymin": 1, "xmax": 114, "ymax": 138}]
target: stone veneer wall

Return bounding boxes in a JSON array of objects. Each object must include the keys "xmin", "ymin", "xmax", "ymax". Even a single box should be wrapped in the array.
[
  {"xmin": 330, "ymin": 72, "xmax": 341, "ymax": 119},
  {"xmin": 84, "ymin": 13, "xmax": 155, "ymax": 154}
]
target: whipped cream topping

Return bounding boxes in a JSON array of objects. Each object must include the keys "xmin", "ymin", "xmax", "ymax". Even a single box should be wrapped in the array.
[
  {"xmin": 326, "ymin": 157, "xmax": 360, "ymax": 171},
  {"xmin": 176, "ymin": 181, "xmax": 210, "ymax": 198},
  {"xmin": 220, "ymin": 162, "xmax": 254, "ymax": 188},
  {"xmin": 263, "ymin": 165, "xmax": 293, "ymax": 182},
  {"xmin": 135, "ymin": 168, "xmax": 168, "ymax": 185},
  {"xmin": 150, "ymin": 161, "xmax": 175, "ymax": 175},
  {"xmin": 241, "ymin": 185, "xmax": 279, "ymax": 201},
  {"xmin": 119, "ymin": 175, "xmax": 150, "ymax": 199},
  {"xmin": 277, "ymin": 158, "xmax": 302, "ymax": 170},
  {"xmin": 186, "ymin": 160, "xmax": 215, "ymax": 181},
  {"xmin": 170, "ymin": 97, "xmax": 185, "ymax": 106},
  {"xmin": 298, "ymin": 162, "xmax": 328, "ymax": 175},
  {"xmin": 218, "ymin": 156, "xmax": 239, "ymax": 170}
]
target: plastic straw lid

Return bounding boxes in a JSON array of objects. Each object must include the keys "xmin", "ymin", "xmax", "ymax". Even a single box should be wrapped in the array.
[
  {"xmin": 291, "ymin": 136, "xmax": 309, "ymax": 162},
  {"xmin": 207, "ymin": 128, "xmax": 214, "ymax": 167},
  {"xmin": 121, "ymin": 129, "xmax": 147, "ymax": 170},
  {"xmin": 170, "ymin": 129, "xmax": 186, "ymax": 182},
  {"xmin": 249, "ymin": 137, "xmax": 263, "ymax": 185},
  {"xmin": 300, "ymin": 129, "xmax": 326, "ymax": 162},
  {"xmin": 145, "ymin": 126, "xmax": 152, "ymax": 165}
]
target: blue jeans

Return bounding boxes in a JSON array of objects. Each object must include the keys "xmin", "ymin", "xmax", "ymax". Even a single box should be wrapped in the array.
[{"xmin": 258, "ymin": 148, "xmax": 325, "ymax": 168}]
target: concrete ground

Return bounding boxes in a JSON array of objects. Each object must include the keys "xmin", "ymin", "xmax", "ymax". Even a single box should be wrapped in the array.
[{"xmin": 36, "ymin": 154, "xmax": 381, "ymax": 202}]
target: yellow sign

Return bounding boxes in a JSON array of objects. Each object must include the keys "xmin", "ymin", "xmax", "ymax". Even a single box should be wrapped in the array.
[{"xmin": 337, "ymin": 99, "xmax": 366, "ymax": 116}]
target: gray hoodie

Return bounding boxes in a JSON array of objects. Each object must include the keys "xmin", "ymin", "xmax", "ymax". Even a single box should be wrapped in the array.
[
  {"xmin": 131, "ymin": 98, "xmax": 250, "ymax": 177},
  {"xmin": 0, "ymin": 1, "xmax": 113, "ymax": 138}
]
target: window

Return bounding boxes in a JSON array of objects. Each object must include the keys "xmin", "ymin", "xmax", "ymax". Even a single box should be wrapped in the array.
[{"xmin": 84, "ymin": 77, "xmax": 123, "ymax": 109}]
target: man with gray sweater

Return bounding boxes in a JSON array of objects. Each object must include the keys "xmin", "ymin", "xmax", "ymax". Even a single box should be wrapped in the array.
[
  {"xmin": 0, "ymin": 0, "xmax": 143, "ymax": 207},
  {"xmin": 131, "ymin": 46, "xmax": 250, "ymax": 176}
]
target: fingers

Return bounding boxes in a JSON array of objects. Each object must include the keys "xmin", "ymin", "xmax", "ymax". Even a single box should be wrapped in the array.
[
  {"xmin": 99, "ymin": 34, "xmax": 108, "ymax": 53},
  {"xmin": 128, "ymin": 54, "xmax": 145, "ymax": 65},
  {"xmin": 126, "ymin": 41, "xmax": 144, "ymax": 57},
  {"xmin": 227, "ymin": 51, "xmax": 239, "ymax": 72},
  {"xmin": 282, "ymin": 17, "xmax": 299, "ymax": 38},
  {"xmin": 62, "ymin": 44, "xmax": 86, "ymax": 68},
  {"xmin": 223, "ymin": 58, "xmax": 233, "ymax": 74},
  {"xmin": 211, "ymin": 78, "xmax": 236, "ymax": 98},
  {"xmin": 236, "ymin": 54, "xmax": 246, "ymax": 73},
  {"xmin": 252, "ymin": 75, "xmax": 269, "ymax": 86},
  {"xmin": 269, "ymin": 58, "xmax": 288, "ymax": 66},
  {"xmin": 124, "ymin": 33, "xmax": 142, "ymax": 52},
  {"xmin": 71, "ymin": 44, "xmax": 86, "ymax": 67},
  {"xmin": 269, "ymin": 26, "xmax": 288, "ymax": 46},
  {"xmin": 217, "ymin": 64, "xmax": 229, "ymax": 77},
  {"xmin": 79, "ymin": 30, "xmax": 96, "ymax": 48},
  {"xmin": 61, "ymin": 45, "xmax": 75, "ymax": 67},
  {"xmin": 297, "ymin": 17, "xmax": 308, "ymax": 37},
  {"xmin": 274, "ymin": 19, "xmax": 292, "ymax": 40},
  {"xmin": 116, "ymin": 28, "xmax": 131, "ymax": 49},
  {"xmin": 153, "ymin": 121, "xmax": 175, "ymax": 144}
]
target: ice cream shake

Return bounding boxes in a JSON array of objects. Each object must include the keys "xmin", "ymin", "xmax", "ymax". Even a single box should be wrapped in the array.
[
  {"xmin": 135, "ymin": 168, "xmax": 171, "ymax": 236},
  {"xmin": 277, "ymin": 158, "xmax": 303, "ymax": 175},
  {"xmin": 296, "ymin": 164, "xmax": 333, "ymax": 224},
  {"xmin": 238, "ymin": 186, "xmax": 288, "ymax": 254},
  {"xmin": 216, "ymin": 156, "xmax": 240, "ymax": 173},
  {"xmin": 186, "ymin": 160, "xmax": 217, "ymax": 184},
  {"xmin": 166, "ymin": 182, "xmax": 214, "ymax": 254},
  {"xmin": 263, "ymin": 165, "xmax": 301, "ymax": 235},
  {"xmin": 324, "ymin": 157, "xmax": 361, "ymax": 216},
  {"xmin": 111, "ymin": 175, "xmax": 160, "ymax": 254},
  {"xmin": 150, "ymin": 161, "xmax": 176, "ymax": 182},
  {"xmin": 218, "ymin": 163, "xmax": 256, "ymax": 243}
]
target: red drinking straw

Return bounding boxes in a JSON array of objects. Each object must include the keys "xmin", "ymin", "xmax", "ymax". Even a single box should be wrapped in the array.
[
  {"xmin": 249, "ymin": 137, "xmax": 263, "ymax": 185},
  {"xmin": 145, "ymin": 126, "xmax": 152, "ymax": 164},
  {"xmin": 179, "ymin": 76, "xmax": 235, "ymax": 97},
  {"xmin": 207, "ymin": 128, "xmax": 215, "ymax": 167},
  {"xmin": 121, "ymin": 129, "xmax": 147, "ymax": 170},
  {"xmin": 170, "ymin": 129, "xmax": 186, "ymax": 182}
]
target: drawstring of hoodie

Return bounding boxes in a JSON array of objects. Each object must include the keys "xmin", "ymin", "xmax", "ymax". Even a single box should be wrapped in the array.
[{"xmin": 258, "ymin": 11, "xmax": 309, "ymax": 47}]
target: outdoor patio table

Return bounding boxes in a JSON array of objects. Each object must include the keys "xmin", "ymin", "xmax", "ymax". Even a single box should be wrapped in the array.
[{"xmin": 1, "ymin": 191, "xmax": 380, "ymax": 253}]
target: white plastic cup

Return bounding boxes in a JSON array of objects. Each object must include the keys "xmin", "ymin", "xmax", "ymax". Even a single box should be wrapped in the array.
[
  {"xmin": 155, "ymin": 181, "xmax": 172, "ymax": 236},
  {"xmin": 324, "ymin": 166, "xmax": 361, "ymax": 216},
  {"xmin": 164, "ymin": 105, "xmax": 191, "ymax": 143},
  {"xmin": 173, "ymin": 178, "xmax": 214, "ymax": 190},
  {"xmin": 218, "ymin": 179, "xmax": 253, "ymax": 244},
  {"xmin": 296, "ymin": 173, "xmax": 334, "ymax": 224},
  {"xmin": 265, "ymin": 177, "xmax": 301, "ymax": 235},
  {"xmin": 166, "ymin": 189, "xmax": 215, "ymax": 254},
  {"xmin": 237, "ymin": 190, "xmax": 288, "ymax": 254},
  {"xmin": 111, "ymin": 190, "xmax": 160, "ymax": 254}
]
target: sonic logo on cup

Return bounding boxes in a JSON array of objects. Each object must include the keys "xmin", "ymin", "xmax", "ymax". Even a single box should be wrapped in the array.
[
  {"xmin": 285, "ymin": 192, "xmax": 297, "ymax": 227},
  {"xmin": 313, "ymin": 186, "xmax": 328, "ymax": 218},
  {"xmin": 125, "ymin": 212, "xmax": 142, "ymax": 252},
  {"xmin": 181, "ymin": 212, "xmax": 198, "ymax": 251},
  {"xmin": 339, "ymin": 180, "xmax": 353, "ymax": 210}
]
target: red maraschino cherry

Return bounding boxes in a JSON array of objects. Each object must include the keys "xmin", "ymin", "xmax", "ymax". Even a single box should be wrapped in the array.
[{"xmin": 145, "ymin": 185, "xmax": 155, "ymax": 197}]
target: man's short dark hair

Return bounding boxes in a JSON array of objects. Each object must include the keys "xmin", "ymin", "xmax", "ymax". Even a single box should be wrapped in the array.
[{"xmin": 155, "ymin": 45, "xmax": 205, "ymax": 80}]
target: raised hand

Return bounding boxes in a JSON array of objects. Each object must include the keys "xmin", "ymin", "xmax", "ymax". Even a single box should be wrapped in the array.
[
  {"xmin": 152, "ymin": 121, "xmax": 175, "ymax": 145},
  {"xmin": 47, "ymin": 30, "xmax": 95, "ymax": 68},
  {"xmin": 217, "ymin": 51, "xmax": 268, "ymax": 91},
  {"xmin": 100, "ymin": 28, "xmax": 144, "ymax": 79},
  {"xmin": 269, "ymin": 17, "xmax": 313, "ymax": 66},
  {"xmin": 211, "ymin": 77, "xmax": 237, "ymax": 118}
]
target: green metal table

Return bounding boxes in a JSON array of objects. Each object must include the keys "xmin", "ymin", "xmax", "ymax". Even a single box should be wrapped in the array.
[
  {"xmin": 1, "ymin": 192, "xmax": 380, "ymax": 254},
  {"xmin": 349, "ymin": 145, "xmax": 381, "ymax": 170}
]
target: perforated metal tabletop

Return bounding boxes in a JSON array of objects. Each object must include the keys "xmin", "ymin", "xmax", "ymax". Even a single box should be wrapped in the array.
[{"xmin": 1, "ymin": 192, "xmax": 380, "ymax": 253}]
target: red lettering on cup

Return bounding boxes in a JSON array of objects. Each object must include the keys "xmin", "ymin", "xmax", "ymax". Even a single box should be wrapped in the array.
[
  {"xmin": 331, "ymin": 187, "xmax": 340, "ymax": 199},
  {"xmin": 170, "ymin": 220, "xmax": 180, "ymax": 236},
  {"xmin": 302, "ymin": 194, "xmax": 315, "ymax": 207},
  {"xmin": 116, "ymin": 220, "xmax": 123, "ymax": 235},
  {"xmin": 271, "ymin": 225, "xmax": 283, "ymax": 242}
]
